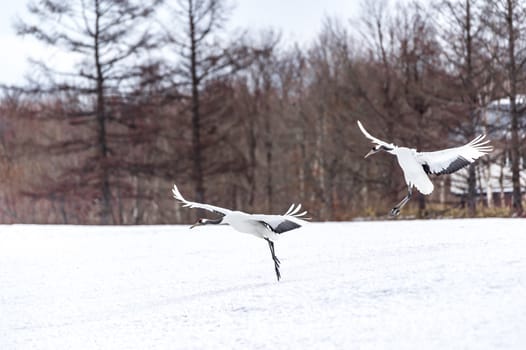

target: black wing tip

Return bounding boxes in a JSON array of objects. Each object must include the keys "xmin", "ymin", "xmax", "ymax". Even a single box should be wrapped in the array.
[
  {"xmin": 274, "ymin": 220, "xmax": 302, "ymax": 234},
  {"xmin": 426, "ymin": 156, "xmax": 472, "ymax": 175},
  {"xmin": 422, "ymin": 163, "xmax": 432, "ymax": 175},
  {"xmin": 259, "ymin": 219, "xmax": 302, "ymax": 234}
]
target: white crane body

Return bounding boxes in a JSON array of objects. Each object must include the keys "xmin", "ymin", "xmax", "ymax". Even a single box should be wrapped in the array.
[{"xmin": 395, "ymin": 147, "xmax": 434, "ymax": 195}]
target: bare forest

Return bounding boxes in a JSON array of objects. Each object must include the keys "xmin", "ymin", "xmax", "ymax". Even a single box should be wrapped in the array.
[{"xmin": 1, "ymin": 0, "xmax": 525, "ymax": 224}]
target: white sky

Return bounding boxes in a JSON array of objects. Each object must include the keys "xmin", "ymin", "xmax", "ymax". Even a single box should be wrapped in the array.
[{"xmin": 0, "ymin": 1, "xmax": 361, "ymax": 86}]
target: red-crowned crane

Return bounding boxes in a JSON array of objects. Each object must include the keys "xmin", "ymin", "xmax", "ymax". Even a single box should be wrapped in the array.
[
  {"xmin": 357, "ymin": 121, "xmax": 493, "ymax": 216},
  {"xmin": 172, "ymin": 184, "xmax": 309, "ymax": 281}
]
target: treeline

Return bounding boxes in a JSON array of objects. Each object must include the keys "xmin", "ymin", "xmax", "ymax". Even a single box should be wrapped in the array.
[{"xmin": 0, "ymin": 0, "xmax": 524, "ymax": 224}]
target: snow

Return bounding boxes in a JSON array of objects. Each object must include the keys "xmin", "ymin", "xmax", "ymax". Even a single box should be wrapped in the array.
[{"xmin": 1, "ymin": 219, "xmax": 526, "ymax": 349}]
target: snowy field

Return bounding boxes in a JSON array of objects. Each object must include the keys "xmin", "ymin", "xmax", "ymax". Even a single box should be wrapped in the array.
[{"xmin": 1, "ymin": 219, "xmax": 526, "ymax": 350}]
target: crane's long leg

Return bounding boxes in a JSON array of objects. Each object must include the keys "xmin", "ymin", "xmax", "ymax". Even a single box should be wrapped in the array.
[
  {"xmin": 265, "ymin": 238, "xmax": 281, "ymax": 281},
  {"xmin": 390, "ymin": 186, "xmax": 413, "ymax": 216}
]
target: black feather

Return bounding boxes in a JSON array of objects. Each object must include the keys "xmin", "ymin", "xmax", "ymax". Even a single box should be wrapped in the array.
[
  {"xmin": 211, "ymin": 210, "xmax": 226, "ymax": 217},
  {"xmin": 424, "ymin": 156, "xmax": 471, "ymax": 175},
  {"xmin": 259, "ymin": 220, "xmax": 301, "ymax": 234},
  {"xmin": 274, "ymin": 220, "xmax": 301, "ymax": 233},
  {"xmin": 422, "ymin": 163, "xmax": 432, "ymax": 175}
]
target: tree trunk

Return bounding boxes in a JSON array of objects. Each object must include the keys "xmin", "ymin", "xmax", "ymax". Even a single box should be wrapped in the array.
[
  {"xmin": 265, "ymin": 113, "xmax": 273, "ymax": 212},
  {"xmin": 248, "ymin": 100, "xmax": 257, "ymax": 208},
  {"xmin": 189, "ymin": 1, "xmax": 205, "ymax": 208},
  {"xmin": 509, "ymin": 101, "xmax": 523, "ymax": 216},
  {"xmin": 94, "ymin": 0, "xmax": 112, "ymax": 224},
  {"xmin": 315, "ymin": 109, "xmax": 327, "ymax": 218},
  {"xmin": 505, "ymin": 0, "xmax": 524, "ymax": 216},
  {"xmin": 465, "ymin": 0, "xmax": 478, "ymax": 217},
  {"xmin": 466, "ymin": 164, "xmax": 477, "ymax": 216}
]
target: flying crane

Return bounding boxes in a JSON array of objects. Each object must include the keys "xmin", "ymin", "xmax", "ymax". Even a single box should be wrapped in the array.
[
  {"xmin": 357, "ymin": 121, "xmax": 492, "ymax": 216},
  {"xmin": 172, "ymin": 184, "xmax": 308, "ymax": 281}
]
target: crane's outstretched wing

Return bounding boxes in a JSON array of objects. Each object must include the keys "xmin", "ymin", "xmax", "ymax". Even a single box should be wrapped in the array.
[
  {"xmin": 416, "ymin": 135, "xmax": 493, "ymax": 175},
  {"xmin": 172, "ymin": 184, "xmax": 233, "ymax": 217},
  {"xmin": 252, "ymin": 204, "xmax": 309, "ymax": 234},
  {"xmin": 357, "ymin": 120, "xmax": 397, "ymax": 149}
]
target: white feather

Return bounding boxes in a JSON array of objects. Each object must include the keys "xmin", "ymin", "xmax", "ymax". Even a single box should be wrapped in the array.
[
  {"xmin": 416, "ymin": 135, "xmax": 493, "ymax": 175},
  {"xmin": 172, "ymin": 184, "xmax": 232, "ymax": 216},
  {"xmin": 357, "ymin": 120, "xmax": 397, "ymax": 149},
  {"xmin": 396, "ymin": 148, "xmax": 434, "ymax": 195}
]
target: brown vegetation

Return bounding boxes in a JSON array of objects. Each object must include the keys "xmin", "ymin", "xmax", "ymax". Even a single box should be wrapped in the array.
[{"xmin": 0, "ymin": 0, "xmax": 524, "ymax": 223}]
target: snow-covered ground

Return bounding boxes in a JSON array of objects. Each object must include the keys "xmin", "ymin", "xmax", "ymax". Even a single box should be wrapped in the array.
[{"xmin": 1, "ymin": 219, "xmax": 525, "ymax": 349}]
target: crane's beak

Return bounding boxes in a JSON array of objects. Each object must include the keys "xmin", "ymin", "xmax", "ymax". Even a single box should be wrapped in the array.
[
  {"xmin": 364, "ymin": 149, "xmax": 377, "ymax": 158},
  {"xmin": 189, "ymin": 222, "xmax": 201, "ymax": 229}
]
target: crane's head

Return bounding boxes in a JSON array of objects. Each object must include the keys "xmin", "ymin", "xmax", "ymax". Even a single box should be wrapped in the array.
[
  {"xmin": 190, "ymin": 218, "xmax": 207, "ymax": 229},
  {"xmin": 364, "ymin": 145, "xmax": 395, "ymax": 158},
  {"xmin": 190, "ymin": 217, "xmax": 222, "ymax": 229},
  {"xmin": 365, "ymin": 145, "xmax": 382, "ymax": 158}
]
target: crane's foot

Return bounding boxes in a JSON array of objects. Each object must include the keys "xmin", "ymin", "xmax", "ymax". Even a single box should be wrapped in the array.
[
  {"xmin": 274, "ymin": 266, "xmax": 281, "ymax": 281},
  {"xmin": 390, "ymin": 207, "xmax": 401, "ymax": 217}
]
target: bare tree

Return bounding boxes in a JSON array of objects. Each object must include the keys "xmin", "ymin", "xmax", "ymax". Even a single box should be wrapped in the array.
[
  {"xmin": 435, "ymin": 0, "xmax": 496, "ymax": 215},
  {"xmin": 236, "ymin": 31, "xmax": 281, "ymax": 210},
  {"xmin": 162, "ymin": 0, "xmax": 250, "ymax": 206},
  {"xmin": 14, "ymin": 0, "xmax": 162, "ymax": 223},
  {"xmin": 483, "ymin": 0, "xmax": 526, "ymax": 216},
  {"xmin": 355, "ymin": 0, "xmax": 408, "ymax": 212},
  {"xmin": 395, "ymin": 3, "xmax": 444, "ymax": 216}
]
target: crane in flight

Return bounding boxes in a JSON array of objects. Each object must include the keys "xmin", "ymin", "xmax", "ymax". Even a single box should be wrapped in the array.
[
  {"xmin": 172, "ymin": 184, "xmax": 309, "ymax": 281},
  {"xmin": 357, "ymin": 121, "xmax": 492, "ymax": 216}
]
